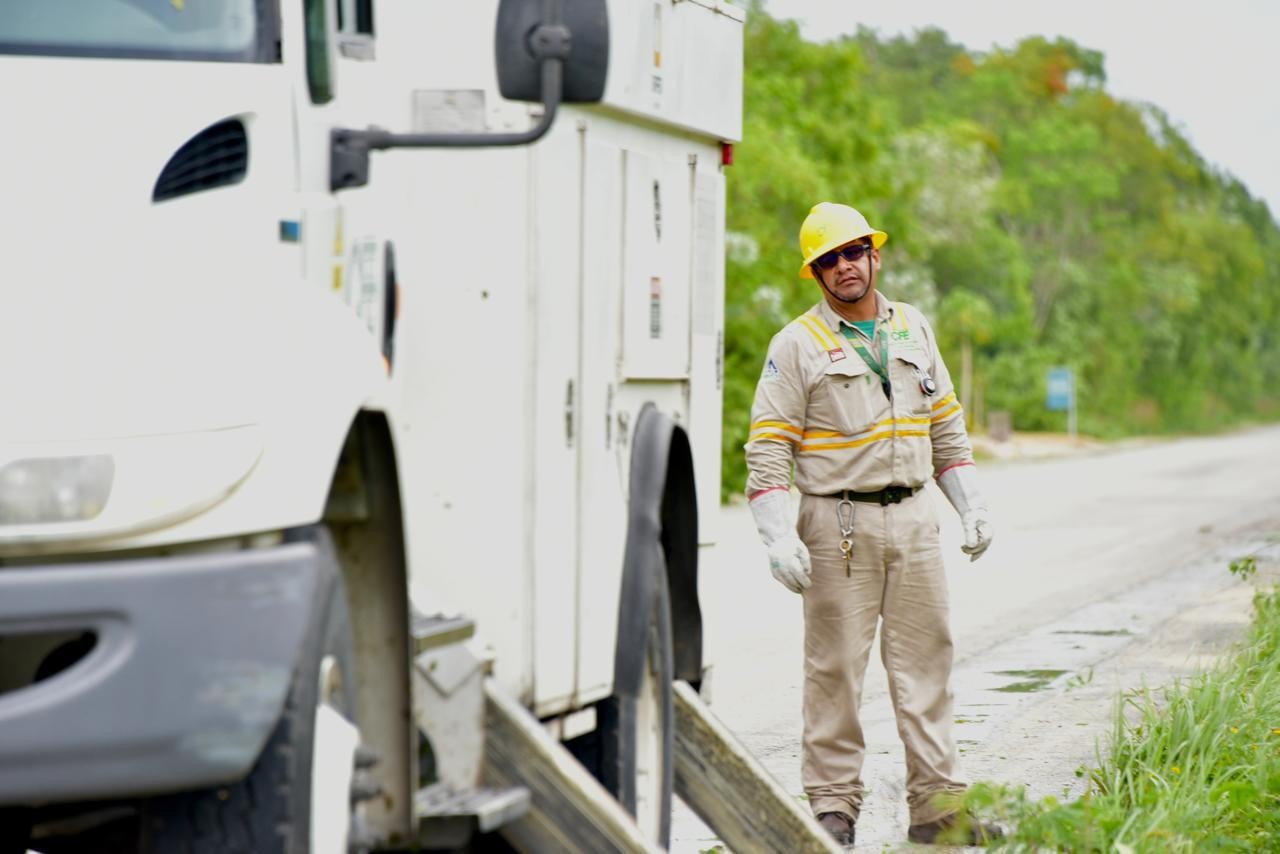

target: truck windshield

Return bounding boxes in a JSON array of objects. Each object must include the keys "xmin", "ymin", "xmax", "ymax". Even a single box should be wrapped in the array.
[{"xmin": 0, "ymin": 0, "xmax": 271, "ymax": 63}]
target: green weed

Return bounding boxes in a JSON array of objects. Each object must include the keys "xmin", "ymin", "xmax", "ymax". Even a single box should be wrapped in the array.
[
  {"xmin": 1065, "ymin": 667, "xmax": 1096, "ymax": 691},
  {"xmin": 1230, "ymin": 555, "xmax": 1258, "ymax": 581},
  {"xmin": 966, "ymin": 584, "xmax": 1280, "ymax": 851}
]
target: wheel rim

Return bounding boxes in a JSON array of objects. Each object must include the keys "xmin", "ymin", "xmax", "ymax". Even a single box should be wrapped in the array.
[
  {"xmin": 632, "ymin": 622, "xmax": 666, "ymax": 839},
  {"xmin": 310, "ymin": 655, "xmax": 361, "ymax": 854}
]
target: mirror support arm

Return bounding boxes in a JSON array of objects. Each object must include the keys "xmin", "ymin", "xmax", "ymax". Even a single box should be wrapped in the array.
[{"xmin": 330, "ymin": 28, "xmax": 568, "ymax": 191}]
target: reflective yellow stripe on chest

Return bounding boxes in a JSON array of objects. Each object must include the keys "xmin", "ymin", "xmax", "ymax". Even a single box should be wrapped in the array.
[{"xmin": 799, "ymin": 417, "xmax": 931, "ymax": 452}]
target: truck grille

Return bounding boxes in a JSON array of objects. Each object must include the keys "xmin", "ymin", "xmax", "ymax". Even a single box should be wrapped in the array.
[{"xmin": 153, "ymin": 118, "xmax": 248, "ymax": 202}]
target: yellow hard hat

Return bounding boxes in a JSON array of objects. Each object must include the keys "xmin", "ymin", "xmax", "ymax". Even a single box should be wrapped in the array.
[{"xmin": 798, "ymin": 202, "xmax": 888, "ymax": 278}]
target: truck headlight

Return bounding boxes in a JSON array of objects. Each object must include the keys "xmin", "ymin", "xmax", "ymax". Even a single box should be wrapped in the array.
[
  {"xmin": 0, "ymin": 455, "xmax": 115, "ymax": 524},
  {"xmin": 0, "ymin": 425, "xmax": 262, "ymax": 547}
]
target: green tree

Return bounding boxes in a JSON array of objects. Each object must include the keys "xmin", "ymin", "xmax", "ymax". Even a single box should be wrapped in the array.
[
  {"xmin": 937, "ymin": 289, "xmax": 995, "ymax": 427},
  {"xmin": 721, "ymin": 9, "xmax": 1280, "ymax": 494}
]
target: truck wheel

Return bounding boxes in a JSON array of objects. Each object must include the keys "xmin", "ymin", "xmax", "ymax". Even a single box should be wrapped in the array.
[
  {"xmin": 142, "ymin": 530, "xmax": 362, "ymax": 854},
  {"xmin": 593, "ymin": 553, "xmax": 675, "ymax": 847},
  {"xmin": 0, "ymin": 808, "xmax": 31, "ymax": 854},
  {"xmin": 628, "ymin": 575, "xmax": 674, "ymax": 845}
]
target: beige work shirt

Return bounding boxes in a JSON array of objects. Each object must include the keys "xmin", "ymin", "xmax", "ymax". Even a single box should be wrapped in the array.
[{"xmin": 745, "ymin": 293, "xmax": 973, "ymax": 496}]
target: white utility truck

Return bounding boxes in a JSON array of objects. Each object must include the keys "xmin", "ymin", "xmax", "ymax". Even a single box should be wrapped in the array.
[{"xmin": 0, "ymin": 1, "xmax": 812, "ymax": 853}]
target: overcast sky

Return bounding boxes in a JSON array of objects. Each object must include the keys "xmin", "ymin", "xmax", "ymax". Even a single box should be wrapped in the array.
[{"xmin": 764, "ymin": 1, "xmax": 1280, "ymax": 223}]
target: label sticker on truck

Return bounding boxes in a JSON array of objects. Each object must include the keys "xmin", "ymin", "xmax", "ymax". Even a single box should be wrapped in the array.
[{"xmin": 650, "ymin": 277, "xmax": 662, "ymax": 339}]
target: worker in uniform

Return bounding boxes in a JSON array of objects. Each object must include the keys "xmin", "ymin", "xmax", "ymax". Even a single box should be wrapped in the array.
[{"xmin": 744, "ymin": 202, "xmax": 1001, "ymax": 847}]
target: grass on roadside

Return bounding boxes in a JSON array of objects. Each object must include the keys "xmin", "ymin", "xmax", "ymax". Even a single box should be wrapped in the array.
[{"xmin": 963, "ymin": 582, "xmax": 1280, "ymax": 852}]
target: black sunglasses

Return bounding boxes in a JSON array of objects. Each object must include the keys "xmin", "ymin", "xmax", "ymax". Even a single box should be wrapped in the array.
[{"xmin": 814, "ymin": 243, "xmax": 873, "ymax": 270}]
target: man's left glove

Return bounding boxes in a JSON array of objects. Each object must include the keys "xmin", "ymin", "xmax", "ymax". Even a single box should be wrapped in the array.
[
  {"xmin": 936, "ymin": 464, "xmax": 993, "ymax": 561},
  {"xmin": 749, "ymin": 489, "xmax": 812, "ymax": 593}
]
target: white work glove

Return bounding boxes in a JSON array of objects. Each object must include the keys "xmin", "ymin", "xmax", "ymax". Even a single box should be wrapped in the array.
[
  {"xmin": 936, "ymin": 464, "xmax": 993, "ymax": 561},
  {"xmin": 749, "ymin": 489, "xmax": 812, "ymax": 593}
]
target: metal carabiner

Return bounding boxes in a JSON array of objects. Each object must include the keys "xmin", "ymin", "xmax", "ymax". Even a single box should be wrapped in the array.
[
  {"xmin": 836, "ymin": 497, "xmax": 855, "ymax": 576},
  {"xmin": 836, "ymin": 498, "xmax": 855, "ymax": 538}
]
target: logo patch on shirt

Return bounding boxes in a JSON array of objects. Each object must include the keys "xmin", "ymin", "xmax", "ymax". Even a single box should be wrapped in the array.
[
  {"xmin": 762, "ymin": 357, "xmax": 780, "ymax": 380},
  {"xmin": 827, "ymin": 348, "xmax": 846, "ymax": 363}
]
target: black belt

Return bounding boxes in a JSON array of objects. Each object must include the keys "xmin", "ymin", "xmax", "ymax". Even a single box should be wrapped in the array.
[{"xmin": 825, "ymin": 485, "xmax": 920, "ymax": 505}]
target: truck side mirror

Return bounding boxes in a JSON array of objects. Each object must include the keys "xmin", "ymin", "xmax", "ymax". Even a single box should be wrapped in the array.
[
  {"xmin": 495, "ymin": 0, "xmax": 609, "ymax": 104},
  {"xmin": 330, "ymin": 0, "xmax": 610, "ymax": 191}
]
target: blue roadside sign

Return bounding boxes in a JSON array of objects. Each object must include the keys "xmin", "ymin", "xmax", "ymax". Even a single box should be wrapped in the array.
[{"xmin": 1046, "ymin": 368, "xmax": 1074, "ymax": 411}]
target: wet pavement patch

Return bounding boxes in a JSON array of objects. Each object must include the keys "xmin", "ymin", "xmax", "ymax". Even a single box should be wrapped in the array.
[
  {"xmin": 994, "ymin": 681, "xmax": 1052, "ymax": 693},
  {"xmin": 1052, "ymin": 629, "xmax": 1134, "ymax": 637},
  {"xmin": 991, "ymin": 669, "xmax": 1068, "ymax": 693}
]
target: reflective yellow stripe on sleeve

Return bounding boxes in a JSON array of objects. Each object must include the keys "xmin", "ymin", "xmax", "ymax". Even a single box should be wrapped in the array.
[
  {"xmin": 749, "ymin": 420, "xmax": 803, "ymax": 444},
  {"xmin": 930, "ymin": 391, "xmax": 963, "ymax": 422}
]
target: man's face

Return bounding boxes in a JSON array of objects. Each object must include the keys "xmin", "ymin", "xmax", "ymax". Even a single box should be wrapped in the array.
[{"xmin": 813, "ymin": 240, "xmax": 878, "ymax": 305}]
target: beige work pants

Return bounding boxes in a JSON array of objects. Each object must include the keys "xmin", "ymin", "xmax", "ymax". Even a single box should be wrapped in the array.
[{"xmin": 797, "ymin": 490, "xmax": 964, "ymax": 825}]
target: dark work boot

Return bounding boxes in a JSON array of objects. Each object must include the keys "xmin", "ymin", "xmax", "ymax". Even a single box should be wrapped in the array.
[
  {"xmin": 907, "ymin": 811, "xmax": 1003, "ymax": 846},
  {"xmin": 817, "ymin": 811, "xmax": 856, "ymax": 847}
]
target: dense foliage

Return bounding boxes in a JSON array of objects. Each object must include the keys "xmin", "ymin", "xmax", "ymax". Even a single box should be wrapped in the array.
[{"xmin": 722, "ymin": 7, "xmax": 1280, "ymax": 497}]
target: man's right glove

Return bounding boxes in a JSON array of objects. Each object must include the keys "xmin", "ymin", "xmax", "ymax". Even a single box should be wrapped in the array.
[
  {"xmin": 749, "ymin": 488, "xmax": 812, "ymax": 593},
  {"xmin": 936, "ymin": 463, "xmax": 993, "ymax": 561}
]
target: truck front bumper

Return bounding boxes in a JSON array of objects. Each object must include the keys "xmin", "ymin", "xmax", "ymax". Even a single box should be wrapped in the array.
[{"xmin": 0, "ymin": 538, "xmax": 322, "ymax": 805}]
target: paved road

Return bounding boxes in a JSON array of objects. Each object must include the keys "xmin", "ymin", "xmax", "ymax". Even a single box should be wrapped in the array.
[{"xmin": 676, "ymin": 425, "xmax": 1280, "ymax": 851}]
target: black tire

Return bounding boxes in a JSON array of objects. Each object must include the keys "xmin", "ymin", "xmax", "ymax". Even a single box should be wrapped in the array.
[
  {"xmin": 0, "ymin": 807, "xmax": 31, "ymax": 854},
  {"xmin": 140, "ymin": 528, "xmax": 358, "ymax": 854},
  {"xmin": 571, "ymin": 548, "xmax": 675, "ymax": 848}
]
